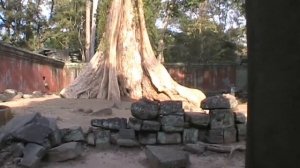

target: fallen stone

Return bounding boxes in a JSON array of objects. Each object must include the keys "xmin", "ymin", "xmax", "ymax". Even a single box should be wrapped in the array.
[
  {"xmin": 61, "ymin": 126, "xmax": 85, "ymax": 143},
  {"xmin": 90, "ymin": 108, "xmax": 113, "ymax": 116},
  {"xmin": 234, "ymin": 112, "xmax": 247, "ymax": 123},
  {"xmin": 209, "ymin": 109, "xmax": 235, "ymax": 129},
  {"xmin": 200, "ymin": 94, "xmax": 238, "ymax": 109},
  {"xmin": 48, "ymin": 118, "xmax": 62, "ymax": 147},
  {"xmin": 95, "ymin": 130, "xmax": 111, "ymax": 149},
  {"xmin": 236, "ymin": 123, "xmax": 247, "ymax": 141},
  {"xmin": 110, "ymin": 133, "xmax": 119, "ymax": 145},
  {"xmin": 12, "ymin": 92, "xmax": 23, "ymax": 100},
  {"xmin": 185, "ymin": 112, "xmax": 210, "ymax": 128},
  {"xmin": 3, "ymin": 113, "xmax": 40, "ymax": 135},
  {"xmin": 206, "ymin": 129, "xmax": 224, "ymax": 144},
  {"xmin": 20, "ymin": 143, "xmax": 46, "ymax": 168},
  {"xmin": 10, "ymin": 143, "xmax": 25, "ymax": 157},
  {"xmin": 159, "ymin": 101, "xmax": 184, "ymax": 115},
  {"xmin": 0, "ymin": 94, "xmax": 9, "ymax": 102},
  {"xmin": 183, "ymin": 128, "xmax": 198, "ymax": 144},
  {"xmin": 131, "ymin": 100, "xmax": 159, "ymax": 120},
  {"xmin": 141, "ymin": 120, "xmax": 161, "ymax": 131},
  {"xmin": 223, "ymin": 127, "xmax": 237, "ymax": 143},
  {"xmin": 183, "ymin": 143, "xmax": 206, "ymax": 154},
  {"xmin": 145, "ymin": 145, "xmax": 189, "ymax": 168},
  {"xmin": 12, "ymin": 118, "xmax": 53, "ymax": 144},
  {"xmin": 32, "ymin": 91, "xmax": 43, "ymax": 98},
  {"xmin": 157, "ymin": 132, "xmax": 181, "ymax": 144},
  {"xmin": 4, "ymin": 89, "xmax": 17, "ymax": 97},
  {"xmin": 128, "ymin": 117, "xmax": 142, "ymax": 131},
  {"xmin": 138, "ymin": 132, "xmax": 157, "ymax": 145},
  {"xmin": 47, "ymin": 142, "xmax": 83, "ymax": 162},
  {"xmin": 23, "ymin": 94, "xmax": 33, "ymax": 99},
  {"xmin": 91, "ymin": 117, "xmax": 127, "ymax": 130}
]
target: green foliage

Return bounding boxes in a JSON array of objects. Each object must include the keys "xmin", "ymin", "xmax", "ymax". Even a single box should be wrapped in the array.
[{"xmin": 44, "ymin": 0, "xmax": 85, "ymax": 53}]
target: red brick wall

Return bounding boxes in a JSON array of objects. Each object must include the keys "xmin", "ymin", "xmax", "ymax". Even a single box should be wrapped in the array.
[{"xmin": 0, "ymin": 43, "xmax": 65, "ymax": 94}]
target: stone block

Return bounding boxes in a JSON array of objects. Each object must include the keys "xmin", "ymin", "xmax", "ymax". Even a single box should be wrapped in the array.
[
  {"xmin": 86, "ymin": 132, "xmax": 96, "ymax": 146},
  {"xmin": 91, "ymin": 117, "xmax": 127, "ymax": 130},
  {"xmin": 183, "ymin": 128, "xmax": 198, "ymax": 144},
  {"xmin": 0, "ymin": 94, "xmax": 9, "ymax": 102},
  {"xmin": 4, "ymin": 89, "xmax": 17, "ymax": 97},
  {"xmin": 0, "ymin": 105, "xmax": 13, "ymax": 126},
  {"xmin": 20, "ymin": 143, "xmax": 46, "ymax": 168},
  {"xmin": 128, "ymin": 117, "xmax": 142, "ymax": 131},
  {"xmin": 95, "ymin": 130, "xmax": 111, "ymax": 149},
  {"xmin": 61, "ymin": 126, "xmax": 85, "ymax": 143},
  {"xmin": 145, "ymin": 145, "xmax": 189, "ymax": 168},
  {"xmin": 198, "ymin": 129, "xmax": 207, "ymax": 142},
  {"xmin": 161, "ymin": 126, "xmax": 184, "ymax": 132},
  {"xmin": 234, "ymin": 112, "xmax": 247, "ymax": 123},
  {"xmin": 236, "ymin": 123, "xmax": 247, "ymax": 141},
  {"xmin": 161, "ymin": 115, "xmax": 184, "ymax": 132},
  {"xmin": 47, "ymin": 142, "xmax": 83, "ymax": 162},
  {"xmin": 157, "ymin": 132, "xmax": 181, "ymax": 144},
  {"xmin": 118, "ymin": 129, "xmax": 136, "ymax": 139},
  {"xmin": 110, "ymin": 133, "xmax": 119, "ymax": 145},
  {"xmin": 159, "ymin": 101, "xmax": 184, "ymax": 115},
  {"xmin": 200, "ymin": 94, "xmax": 238, "ymax": 109},
  {"xmin": 141, "ymin": 120, "xmax": 161, "ymax": 131},
  {"xmin": 131, "ymin": 100, "xmax": 159, "ymax": 120},
  {"xmin": 183, "ymin": 143, "xmax": 206, "ymax": 154},
  {"xmin": 209, "ymin": 109, "xmax": 235, "ymax": 129},
  {"xmin": 138, "ymin": 132, "xmax": 157, "ymax": 145},
  {"xmin": 185, "ymin": 112, "xmax": 210, "ymax": 128},
  {"xmin": 117, "ymin": 139, "xmax": 140, "ymax": 147},
  {"xmin": 206, "ymin": 129, "xmax": 224, "ymax": 144},
  {"xmin": 223, "ymin": 127, "xmax": 237, "ymax": 143}
]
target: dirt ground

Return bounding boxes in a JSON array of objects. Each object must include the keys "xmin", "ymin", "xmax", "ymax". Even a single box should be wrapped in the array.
[{"xmin": 0, "ymin": 95, "xmax": 247, "ymax": 168}]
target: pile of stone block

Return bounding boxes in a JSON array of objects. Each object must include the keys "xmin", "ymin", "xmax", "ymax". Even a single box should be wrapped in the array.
[
  {"xmin": 200, "ymin": 94, "xmax": 247, "ymax": 144},
  {"xmin": 0, "ymin": 113, "xmax": 85, "ymax": 168}
]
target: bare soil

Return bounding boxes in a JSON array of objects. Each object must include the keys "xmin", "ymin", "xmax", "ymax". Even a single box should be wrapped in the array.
[{"xmin": 0, "ymin": 95, "xmax": 246, "ymax": 168}]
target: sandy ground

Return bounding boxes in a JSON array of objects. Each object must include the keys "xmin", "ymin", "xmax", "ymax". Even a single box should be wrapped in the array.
[{"xmin": 0, "ymin": 95, "xmax": 247, "ymax": 168}]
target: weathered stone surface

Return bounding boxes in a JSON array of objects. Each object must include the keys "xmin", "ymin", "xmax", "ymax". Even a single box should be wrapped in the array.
[
  {"xmin": 20, "ymin": 143, "xmax": 46, "ymax": 168},
  {"xmin": 3, "ymin": 113, "xmax": 40, "ymax": 135},
  {"xmin": 12, "ymin": 92, "xmax": 23, "ymax": 100},
  {"xmin": 159, "ymin": 101, "xmax": 184, "ymax": 115},
  {"xmin": 110, "ymin": 133, "xmax": 119, "ymax": 145},
  {"xmin": 161, "ymin": 115, "xmax": 184, "ymax": 132},
  {"xmin": 138, "ymin": 132, "xmax": 157, "ymax": 145},
  {"xmin": 141, "ymin": 120, "xmax": 161, "ymax": 131},
  {"xmin": 185, "ymin": 112, "xmax": 210, "ymax": 128},
  {"xmin": 12, "ymin": 118, "xmax": 53, "ymax": 144},
  {"xmin": 236, "ymin": 123, "xmax": 247, "ymax": 141},
  {"xmin": 198, "ymin": 129, "xmax": 207, "ymax": 142},
  {"xmin": 223, "ymin": 127, "xmax": 237, "ymax": 143},
  {"xmin": 48, "ymin": 118, "xmax": 61, "ymax": 147},
  {"xmin": 86, "ymin": 132, "xmax": 96, "ymax": 146},
  {"xmin": 61, "ymin": 126, "xmax": 85, "ymax": 143},
  {"xmin": 145, "ymin": 145, "xmax": 189, "ymax": 168},
  {"xmin": 0, "ymin": 94, "xmax": 9, "ymax": 102},
  {"xmin": 157, "ymin": 132, "xmax": 181, "ymax": 144},
  {"xmin": 91, "ymin": 117, "xmax": 127, "ymax": 130},
  {"xmin": 131, "ymin": 100, "xmax": 159, "ymax": 120},
  {"xmin": 183, "ymin": 128, "xmax": 198, "ymax": 144},
  {"xmin": 90, "ymin": 108, "xmax": 113, "ymax": 116},
  {"xmin": 128, "ymin": 117, "xmax": 142, "ymax": 131},
  {"xmin": 47, "ymin": 142, "xmax": 83, "ymax": 162},
  {"xmin": 118, "ymin": 129, "xmax": 136, "ymax": 139},
  {"xmin": 183, "ymin": 143, "xmax": 206, "ymax": 154},
  {"xmin": 23, "ymin": 94, "xmax": 33, "ymax": 99},
  {"xmin": 95, "ymin": 130, "xmax": 111, "ymax": 149},
  {"xmin": 234, "ymin": 112, "xmax": 247, "ymax": 123},
  {"xmin": 209, "ymin": 109, "xmax": 235, "ymax": 129},
  {"xmin": 206, "ymin": 129, "xmax": 224, "ymax": 144},
  {"xmin": 10, "ymin": 143, "xmax": 25, "ymax": 157},
  {"xmin": 117, "ymin": 139, "xmax": 140, "ymax": 147},
  {"xmin": 200, "ymin": 94, "xmax": 238, "ymax": 109}
]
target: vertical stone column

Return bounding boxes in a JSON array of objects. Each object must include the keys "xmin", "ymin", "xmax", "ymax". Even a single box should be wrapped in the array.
[{"xmin": 246, "ymin": 0, "xmax": 300, "ymax": 168}]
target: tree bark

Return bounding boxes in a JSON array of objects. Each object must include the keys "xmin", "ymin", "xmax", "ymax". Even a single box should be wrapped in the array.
[
  {"xmin": 90, "ymin": 0, "xmax": 99, "ymax": 57},
  {"xmin": 85, "ymin": 0, "xmax": 92, "ymax": 62},
  {"xmin": 61, "ymin": 0, "xmax": 206, "ymax": 110}
]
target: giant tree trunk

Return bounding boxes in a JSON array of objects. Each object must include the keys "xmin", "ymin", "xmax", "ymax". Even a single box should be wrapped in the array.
[{"xmin": 60, "ymin": 0, "xmax": 206, "ymax": 110}]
